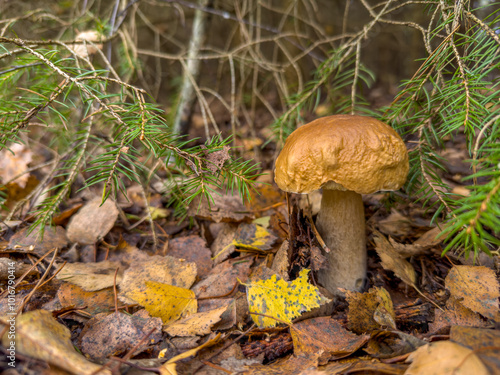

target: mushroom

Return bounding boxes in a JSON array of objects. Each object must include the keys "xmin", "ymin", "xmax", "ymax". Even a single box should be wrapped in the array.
[{"xmin": 274, "ymin": 114, "xmax": 409, "ymax": 295}]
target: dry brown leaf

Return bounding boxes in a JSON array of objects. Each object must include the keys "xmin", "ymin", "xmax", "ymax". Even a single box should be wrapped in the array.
[
  {"xmin": 373, "ymin": 231, "xmax": 416, "ymax": 286},
  {"xmin": 292, "ymin": 317, "xmax": 370, "ymax": 364},
  {"xmin": 66, "ymin": 197, "xmax": 118, "ymax": 245},
  {"xmin": 445, "ymin": 265, "xmax": 500, "ymax": 320},
  {"xmin": 71, "ymin": 30, "xmax": 103, "ymax": 58},
  {"xmin": 210, "ymin": 223, "xmax": 238, "ymax": 264},
  {"xmin": 346, "ymin": 287, "xmax": 396, "ymax": 334},
  {"xmin": 56, "ymin": 260, "xmax": 122, "ymax": 291},
  {"xmin": 0, "ymin": 143, "xmax": 32, "ymax": 188},
  {"xmin": 405, "ymin": 341, "xmax": 489, "ymax": 375},
  {"xmin": 429, "ymin": 296, "xmax": 488, "ymax": 334},
  {"xmin": 0, "ymin": 258, "xmax": 38, "ymax": 281},
  {"xmin": 192, "ymin": 257, "xmax": 253, "ymax": 298},
  {"xmin": 8, "ymin": 226, "xmax": 68, "ymax": 256},
  {"xmin": 365, "ymin": 330, "xmax": 425, "ymax": 359},
  {"xmin": 188, "ymin": 193, "xmax": 254, "ymax": 223},
  {"xmin": 450, "ymin": 326, "xmax": 500, "ymax": 374},
  {"xmin": 163, "ymin": 305, "xmax": 227, "ymax": 336},
  {"xmin": 0, "ymin": 309, "xmax": 110, "ymax": 375},
  {"xmin": 198, "ymin": 298, "xmax": 236, "ymax": 331},
  {"xmin": 239, "ymin": 353, "xmax": 321, "ymax": 375},
  {"xmin": 271, "ymin": 240, "xmax": 290, "ymax": 281},
  {"xmin": 57, "ymin": 282, "xmax": 115, "ymax": 316},
  {"xmin": 159, "ymin": 333, "xmax": 221, "ymax": 375},
  {"xmin": 80, "ymin": 310, "xmax": 162, "ymax": 360},
  {"xmin": 119, "ymin": 255, "xmax": 197, "ymax": 304},
  {"xmin": 167, "ymin": 235, "xmax": 212, "ymax": 278},
  {"xmin": 378, "ymin": 209, "xmax": 412, "ymax": 237}
]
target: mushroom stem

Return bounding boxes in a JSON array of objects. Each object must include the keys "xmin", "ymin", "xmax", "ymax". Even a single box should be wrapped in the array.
[{"xmin": 315, "ymin": 189, "xmax": 367, "ymax": 295}]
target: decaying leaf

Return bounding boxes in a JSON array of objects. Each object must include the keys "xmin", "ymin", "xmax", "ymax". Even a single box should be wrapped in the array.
[
  {"xmin": 373, "ymin": 231, "xmax": 416, "ymax": 286},
  {"xmin": 210, "ymin": 223, "xmax": 238, "ymax": 264},
  {"xmin": 8, "ymin": 225, "xmax": 68, "ymax": 256},
  {"xmin": 57, "ymin": 282, "xmax": 115, "ymax": 316},
  {"xmin": 0, "ymin": 143, "xmax": 32, "ymax": 188},
  {"xmin": 0, "ymin": 258, "xmax": 38, "ymax": 281},
  {"xmin": 119, "ymin": 255, "xmax": 197, "ymax": 304},
  {"xmin": 56, "ymin": 260, "xmax": 122, "ymax": 291},
  {"xmin": 126, "ymin": 280, "xmax": 197, "ymax": 324},
  {"xmin": 167, "ymin": 235, "xmax": 212, "ymax": 278},
  {"xmin": 80, "ymin": 310, "xmax": 162, "ymax": 360},
  {"xmin": 159, "ymin": 333, "xmax": 221, "ymax": 375},
  {"xmin": 240, "ymin": 353, "xmax": 321, "ymax": 375},
  {"xmin": 192, "ymin": 257, "xmax": 253, "ymax": 298},
  {"xmin": 244, "ymin": 268, "xmax": 329, "ymax": 328},
  {"xmin": 66, "ymin": 197, "xmax": 119, "ymax": 245},
  {"xmin": 445, "ymin": 265, "xmax": 500, "ymax": 320},
  {"xmin": 365, "ymin": 330, "xmax": 425, "ymax": 359},
  {"xmin": 188, "ymin": 193, "xmax": 254, "ymax": 223},
  {"xmin": 429, "ymin": 296, "xmax": 488, "ymax": 334},
  {"xmin": 271, "ymin": 240, "xmax": 290, "ymax": 281},
  {"xmin": 163, "ymin": 305, "xmax": 227, "ymax": 336},
  {"xmin": 0, "ymin": 309, "xmax": 110, "ymax": 375},
  {"xmin": 213, "ymin": 223, "xmax": 277, "ymax": 260},
  {"xmin": 291, "ymin": 317, "xmax": 370, "ymax": 364},
  {"xmin": 346, "ymin": 287, "xmax": 396, "ymax": 334},
  {"xmin": 405, "ymin": 341, "xmax": 489, "ymax": 375},
  {"xmin": 378, "ymin": 209, "xmax": 412, "ymax": 237},
  {"xmin": 450, "ymin": 326, "xmax": 500, "ymax": 374}
]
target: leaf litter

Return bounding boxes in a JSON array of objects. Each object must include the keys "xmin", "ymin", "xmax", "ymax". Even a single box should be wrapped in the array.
[{"xmin": 1, "ymin": 169, "xmax": 499, "ymax": 375}]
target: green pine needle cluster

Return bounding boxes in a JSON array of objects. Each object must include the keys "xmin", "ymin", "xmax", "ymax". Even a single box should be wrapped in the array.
[{"xmin": 0, "ymin": 35, "xmax": 260, "ymax": 232}]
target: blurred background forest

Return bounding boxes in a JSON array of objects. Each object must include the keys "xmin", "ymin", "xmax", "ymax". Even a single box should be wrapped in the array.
[{"xmin": 1, "ymin": 0, "xmax": 500, "ymax": 257}]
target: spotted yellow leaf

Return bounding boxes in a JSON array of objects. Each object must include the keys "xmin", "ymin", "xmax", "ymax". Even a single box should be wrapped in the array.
[
  {"xmin": 126, "ymin": 280, "xmax": 197, "ymax": 324},
  {"xmin": 243, "ymin": 269, "xmax": 329, "ymax": 328}
]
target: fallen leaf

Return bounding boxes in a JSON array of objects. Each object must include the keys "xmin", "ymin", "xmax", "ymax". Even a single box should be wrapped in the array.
[
  {"xmin": 244, "ymin": 268, "xmax": 329, "ymax": 328},
  {"xmin": 159, "ymin": 333, "xmax": 221, "ymax": 375},
  {"xmin": 0, "ymin": 143, "xmax": 32, "ymax": 188},
  {"xmin": 232, "ymin": 223, "xmax": 277, "ymax": 252},
  {"xmin": 0, "ymin": 258, "xmax": 38, "ymax": 281},
  {"xmin": 445, "ymin": 265, "xmax": 500, "ymax": 320},
  {"xmin": 0, "ymin": 309, "xmax": 110, "ymax": 375},
  {"xmin": 163, "ymin": 305, "xmax": 227, "ymax": 336},
  {"xmin": 291, "ymin": 317, "xmax": 370, "ymax": 364},
  {"xmin": 378, "ymin": 209, "xmax": 412, "ymax": 237},
  {"xmin": 346, "ymin": 287, "xmax": 396, "ymax": 334},
  {"xmin": 405, "ymin": 341, "xmax": 489, "ymax": 375},
  {"xmin": 365, "ymin": 330, "xmax": 425, "ymax": 359},
  {"xmin": 188, "ymin": 193, "xmax": 254, "ymax": 223},
  {"xmin": 429, "ymin": 296, "xmax": 488, "ymax": 334},
  {"xmin": 119, "ymin": 255, "xmax": 197, "ymax": 304},
  {"xmin": 8, "ymin": 226, "xmax": 68, "ymax": 256},
  {"xmin": 192, "ymin": 257, "xmax": 253, "ymax": 298},
  {"xmin": 450, "ymin": 326, "xmax": 500, "ymax": 374},
  {"xmin": 56, "ymin": 260, "xmax": 122, "ymax": 291},
  {"xmin": 210, "ymin": 223, "xmax": 238, "ymax": 264},
  {"xmin": 240, "ymin": 353, "xmax": 321, "ymax": 375},
  {"xmin": 57, "ymin": 282, "xmax": 115, "ymax": 316},
  {"xmin": 373, "ymin": 231, "xmax": 416, "ymax": 286},
  {"xmin": 66, "ymin": 197, "xmax": 119, "ymax": 245},
  {"xmin": 167, "ymin": 235, "xmax": 212, "ymax": 277},
  {"xmin": 271, "ymin": 240, "xmax": 290, "ymax": 281},
  {"xmin": 198, "ymin": 298, "xmax": 236, "ymax": 330},
  {"xmin": 80, "ymin": 310, "xmax": 162, "ymax": 360},
  {"xmin": 126, "ymin": 280, "xmax": 197, "ymax": 324},
  {"xmin": 203, "ymin": 145, "xmax": 230, "ymax": 173},
  {"xmin": 71, "ymin": 30, "xmax": 103, "ymax": 59}
]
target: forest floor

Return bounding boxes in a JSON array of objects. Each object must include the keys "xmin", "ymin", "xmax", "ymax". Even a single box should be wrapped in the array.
[{"xmin": 0, "ymin": 106, "xmax": 499, "ymax": 375}]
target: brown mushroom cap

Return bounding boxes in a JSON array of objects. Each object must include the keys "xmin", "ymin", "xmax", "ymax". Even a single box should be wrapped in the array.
[{"xmin": 274, "ymin": 115, "xmax": 409, "ymax": 194}]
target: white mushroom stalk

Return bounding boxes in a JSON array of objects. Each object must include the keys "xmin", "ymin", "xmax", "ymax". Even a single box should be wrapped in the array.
[{"xmin": 274, "ymin": 115, "xmax": 409, "ymax": 296}]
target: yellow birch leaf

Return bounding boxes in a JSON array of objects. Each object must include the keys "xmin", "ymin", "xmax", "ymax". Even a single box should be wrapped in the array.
[
  {"xmin": 126, "ymin": 280, "xmax": 197, "ymax": 324},
  {"xmin": 243, "ymin": 268, "xmax": 329, "ymax": 328}
]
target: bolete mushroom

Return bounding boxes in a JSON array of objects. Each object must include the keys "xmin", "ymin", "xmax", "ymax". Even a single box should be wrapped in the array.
[{"xmin": 274, "ymin": 114, "xmax": 409, "ymax": 295}]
